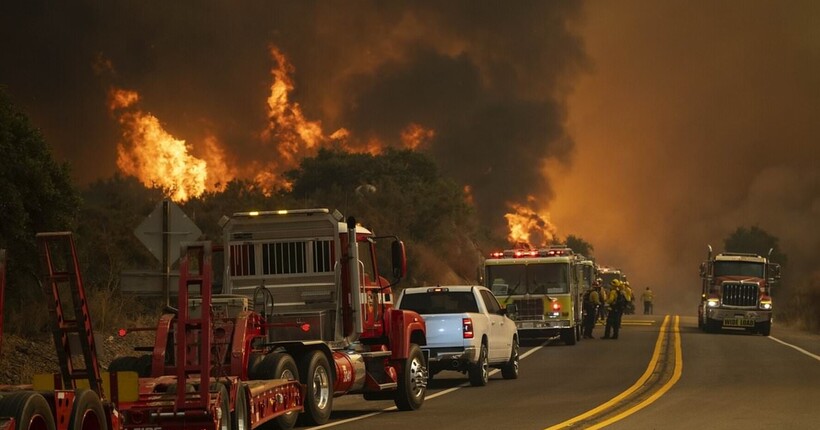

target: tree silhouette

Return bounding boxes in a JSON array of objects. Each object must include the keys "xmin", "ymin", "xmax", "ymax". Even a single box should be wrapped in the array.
[{"xmin": 723, "ymin": 225, "xmax": 787, "ymax": 266}]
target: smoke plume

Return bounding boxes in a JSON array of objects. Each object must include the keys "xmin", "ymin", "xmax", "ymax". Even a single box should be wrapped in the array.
[{"xmin": 0, "ymin": 1, "xmax": 586, "ymax": 242}]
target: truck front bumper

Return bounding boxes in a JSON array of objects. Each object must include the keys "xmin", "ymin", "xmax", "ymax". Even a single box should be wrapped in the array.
[{"xmin": 706, "ymin": 308, "xmax": 771, "ymax": 327}]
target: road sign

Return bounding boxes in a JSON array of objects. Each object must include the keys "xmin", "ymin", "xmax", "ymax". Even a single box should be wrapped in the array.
[{"xmin": 134, "ymin": 200, "xmax": 202, "ymax": 264}]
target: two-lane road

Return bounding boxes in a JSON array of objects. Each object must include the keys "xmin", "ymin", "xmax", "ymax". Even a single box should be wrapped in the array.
[{"xmin": 307, "ymin": 316, "xmax": 820, "ymax": 429}]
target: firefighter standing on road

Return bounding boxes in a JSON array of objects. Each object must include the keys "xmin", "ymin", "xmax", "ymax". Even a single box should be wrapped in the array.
[
  {"xmin": 582, "ymin": 283, "xmax": 601, "ymax": 339},
  {"xmin": 596, "ymin": 279, "xmax": 608, "ymax": 322},
  {"xmin": 603, "ymin": 279, "xmax": 630, "ymax": 339},
  {"xmin": 642, "ymin": 287, "xmax": 654, "ymax": 315}
]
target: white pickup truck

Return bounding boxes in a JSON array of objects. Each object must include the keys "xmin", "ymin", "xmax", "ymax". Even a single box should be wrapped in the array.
[{"xmin": 396, "ymin": 285, "xmax": 519, "ymax": 386}]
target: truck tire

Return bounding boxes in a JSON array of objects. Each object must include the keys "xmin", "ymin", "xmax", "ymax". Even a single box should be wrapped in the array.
[
  {"xmin": 232, "ymin": 383, "xmax": 250, "ymax": 430},
  {"xmin": 0, "ymin": 391, "xmax": 56, "ymax": 430},
  {"xmin": 394, "ymin": 343, "xmax": 427, "ymax": 411},
  {"xmin": 561, "ymin": 328, "xmax": 576, "ymax": 346},
  {"xmin": 252, "ymin": 353, "xmax": 299, "ymax": 430},
  {"xmin": 501, "ymin": 337, "xmax": 519, "ymax": 380},
  {"xmin": 209, "ymin": 383, "xmax": 231, "ymax": 430},
  {"xmin": 757, "ymin": 320, "xmax": 772, "ymax": 336},
  {"xmin": 468, "ymin": 343, "xmax": 489, "ymax": 387},
  {"xmin": 298, "ymin": 350, "xmax": 333, "ymax": 426},
  {"xmin": 69, "ymin": 389, "xmax": 108, "ymax": 430}
]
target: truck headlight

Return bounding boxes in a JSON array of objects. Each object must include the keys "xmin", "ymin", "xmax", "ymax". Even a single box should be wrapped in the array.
[
  {"xmin": 759, "ymin": 301, "xmax": 772, "ymax": 310},
  {"xmin": 707, "ymin": 298, "xmax": 720, "ymax": 307}
]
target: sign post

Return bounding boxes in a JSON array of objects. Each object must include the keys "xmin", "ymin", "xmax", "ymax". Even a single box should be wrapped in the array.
[{"xmin": 134, "ymin": 200, "xmax": 202, "ymax": 305}]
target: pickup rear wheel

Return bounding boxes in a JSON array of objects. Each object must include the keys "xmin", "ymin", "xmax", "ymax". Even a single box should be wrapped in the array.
[
  {"xmin": 468, "ymin": 343, "xmax": 489, "ymax": 387},
  {"xmin": 501, "ymin": 337, "xmax": 519, "ymax": 380},
  {"xmin": 394, "ymin": 343, "xmax": 427, "ymax": 411}
]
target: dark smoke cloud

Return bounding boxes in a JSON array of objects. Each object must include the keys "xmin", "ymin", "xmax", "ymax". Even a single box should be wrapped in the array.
[
  {"xmin": 0, "ymin": 1, "xmax": 586, "ymax": 239},
  {"xmin": 551, "ymin": 0, "xmax": 820, "ymax": 314}
]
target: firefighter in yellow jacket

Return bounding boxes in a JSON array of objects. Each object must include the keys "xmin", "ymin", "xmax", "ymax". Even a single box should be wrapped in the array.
[{"xmin": 603, "ymin": 279, "xmax": 629, "ymax": 339}]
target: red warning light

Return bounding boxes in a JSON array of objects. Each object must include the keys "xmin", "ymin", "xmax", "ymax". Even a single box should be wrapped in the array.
[
  {"xmin": 300, "ymin": 323, "xmax": 311, "ymax": 332},
  {"xmin": 117, "ymin": 328, "xmax": 128, "ymax": 337}
]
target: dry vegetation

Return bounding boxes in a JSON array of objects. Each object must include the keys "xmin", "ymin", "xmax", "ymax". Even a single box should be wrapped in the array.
[{"xmin": 0, "ymin": 291, "xmax": 163, "ymax": 385}]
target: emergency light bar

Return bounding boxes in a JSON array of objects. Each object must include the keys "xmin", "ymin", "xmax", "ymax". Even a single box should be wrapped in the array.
[{"xmin": 487, "ymin": 247, "xmax": 575, "ymax": 259}]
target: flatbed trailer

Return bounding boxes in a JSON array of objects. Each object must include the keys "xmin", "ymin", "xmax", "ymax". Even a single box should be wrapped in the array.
[{"xmin": 114, "ymin": 241, "xmax": 304, "ymax": 430}]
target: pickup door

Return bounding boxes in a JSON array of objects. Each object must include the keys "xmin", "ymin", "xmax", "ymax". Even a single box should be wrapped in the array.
[{"xmin": 478, "ymin": 289, "xmax": 512, "ymax": 362}]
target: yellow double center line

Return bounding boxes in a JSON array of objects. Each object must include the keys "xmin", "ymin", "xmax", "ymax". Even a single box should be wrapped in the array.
[{"xmin": 546, "ymin": 315, "xmax": 683, "ymax": 429}]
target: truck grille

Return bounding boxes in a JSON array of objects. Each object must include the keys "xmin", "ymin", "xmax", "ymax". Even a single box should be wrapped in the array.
[
  {"xmin": 515, "ymin": 298, "xmax": 544, "ymax": 319},
  {"xmin": 722, "ymin": 283, "xmax": 758, "ymax": 307}
]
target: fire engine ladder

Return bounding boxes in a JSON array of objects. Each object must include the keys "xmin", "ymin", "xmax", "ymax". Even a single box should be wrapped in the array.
[
  {"xmin": 36, "ymin": 232, "xmax": 104, "ymax": 397},
  {"xmin": 175, "ymin": 241, "xmax": 214, "ymax": 410}
]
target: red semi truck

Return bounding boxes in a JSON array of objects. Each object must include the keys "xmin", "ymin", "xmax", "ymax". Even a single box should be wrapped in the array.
[
  {"xmin": 698, "ymin": 245, "xmax": 781, "ymax": 336},
  {"xmin": 116, "ymin": 208, "xmax": 427, "ymax": 427},
  {"xmin": 217, "ymin": 209, "xmax": 428, "ymax": 425}
]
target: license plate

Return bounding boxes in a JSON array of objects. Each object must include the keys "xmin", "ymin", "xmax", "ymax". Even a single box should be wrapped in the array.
[{"xmin": 723, "ymin": 318, "xmax": 755, "ymax": 327}]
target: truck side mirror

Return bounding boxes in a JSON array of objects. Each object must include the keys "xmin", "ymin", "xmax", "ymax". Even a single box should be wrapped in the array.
[
  {"xmin": 505, "ymin": 303, "xmax": 517, "ymax": 316},
  {"xmin": 768, "ymin": 263, "xmax": 781, "ymax": 283},
  {"xmin": 391, "ymin": 240, "xmax": 407, "ymax": 280}
]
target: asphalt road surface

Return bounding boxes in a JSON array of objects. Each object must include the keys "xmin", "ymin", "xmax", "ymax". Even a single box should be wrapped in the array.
[{"xmin": 301, "ymin": 315, "xmax": 820, "ymax": 429}]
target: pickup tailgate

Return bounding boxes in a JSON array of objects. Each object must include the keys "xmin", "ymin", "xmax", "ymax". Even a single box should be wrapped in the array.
[{"xmin": 421, "ymin": 313, "xmax": 471, "ymax": 349}]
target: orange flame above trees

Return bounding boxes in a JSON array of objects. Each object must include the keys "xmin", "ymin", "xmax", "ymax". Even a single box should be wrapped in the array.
[
  {"xmin": 106, "ymin": 45, "xmax": 439, "ymax": 198},
  {"xmin": 109, "ymin": 87, "xmax": 213, "ymax": 201},
  {"xmin": 504, "ymin": 198, "xmax": 557, "ymax": 247}
]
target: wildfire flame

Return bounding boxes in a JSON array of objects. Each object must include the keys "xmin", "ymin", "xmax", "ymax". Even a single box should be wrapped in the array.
[
  {"xmin": 109, "ymin": 87, "xmax": 213, "ymax": 201},
  {"xmin": 504, "ymin": 198, "xmax": 557, "ymax": 247},
  {"xmin": 401, "ymin": 123, "xmax": 435, "ymax": 150},
  {"xmin": 105, "ymin": 45, "xmax": 439, "ymax": 198}
]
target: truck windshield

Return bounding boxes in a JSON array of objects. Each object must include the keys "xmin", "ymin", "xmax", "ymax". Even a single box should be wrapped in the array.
[
  {"xmin": 485, "ymin": 263, "xmax": 569, "ymax": 295},
  {"xmin": 529, "ymin": 263, "xmax": 569, "ymax": 294},
  {"xmin": 713, "ymin": 261, "xmax": 765, "ymax": 278},
  {"xmin": 399, "ymin": 292, "xmax": 479, "ymax": 314}
]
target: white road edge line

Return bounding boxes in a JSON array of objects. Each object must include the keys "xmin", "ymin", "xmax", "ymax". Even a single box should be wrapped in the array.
[
  {"xmin": 768, "ymin": 336, "xmax": 820, "ymax": 362},
  {"xmin": 311, "ymin": 342, "xmax": 547, "ymax": 429}
]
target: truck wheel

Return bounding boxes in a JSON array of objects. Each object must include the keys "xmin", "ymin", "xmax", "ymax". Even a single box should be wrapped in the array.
[
  {"xmin": 705, "ymin": 318, "xmax": 720, "ymax": 333},
  {"xmin": 758, "ymin": 320, "xmax": 772, "ymax": 336},
  {"xmin": 232, "ymin": 383, "xmax": 250, "ymax": 430},
  {"xmin": 252, "ymin": 353, "xmax": 299, "ymax": 430},
  {"xmin": 0, "ymin": 391, "xmax": 56, "ymax": 430},
  {"xmin": 298, "ymin": 350, "xmax": 333, "ymax": 426},
  {"xmin": 209, "ymin": 383, "xmax": 230, "ymax": 430},
  {"xmin": 501, "ymin": 337, "xmax": 519, "ymax": 380},
  {"xmin": 69, "ymin": 389, "xmax": 108, "ymax": 430},
  {"xmin": 561, "ymin": 328, "xmax": 576, "ymax": 346},
  {"xmin": 468, "ymin": 343, "xmax": 489, "ymax": 387},
  {"xmin": 394, "ymin": 343, "xmax": 427, "ymax": 411}
]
